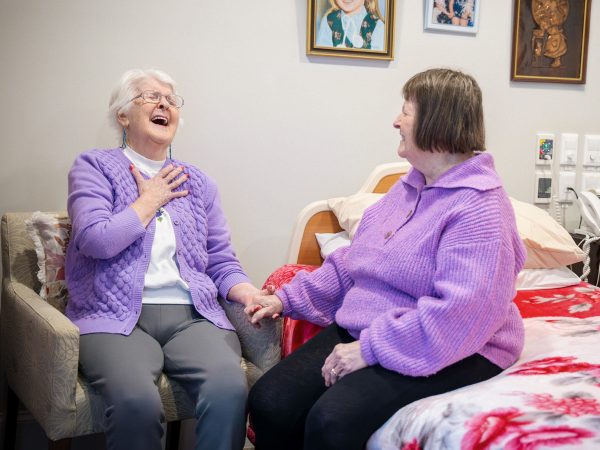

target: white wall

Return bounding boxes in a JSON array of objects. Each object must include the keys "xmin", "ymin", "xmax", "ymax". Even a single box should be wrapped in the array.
[{"xmin": 1, "ymin": 0, "xmax": 598, "ymax": 286}]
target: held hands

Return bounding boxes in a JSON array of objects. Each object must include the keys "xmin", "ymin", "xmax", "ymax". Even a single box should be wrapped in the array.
[
  {"xmin": 321, "ymin": 341, "xmax": 367, "ymax": 387},
  {"xmin": 244, "ymin": 294, "xmax": 284, "ymax": 328},
  {"xmin": 227, "ymin": 283, "xmax": 273, "ymax": 308},
  {"xmin": 130, "ymin": 164, "xmax": 189, "ymax": 226}
]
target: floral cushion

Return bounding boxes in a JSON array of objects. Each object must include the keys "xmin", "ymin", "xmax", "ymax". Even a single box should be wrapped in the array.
[{"xmin": 25, "ymin": 212, "xmax": 71, "ymax": 312}]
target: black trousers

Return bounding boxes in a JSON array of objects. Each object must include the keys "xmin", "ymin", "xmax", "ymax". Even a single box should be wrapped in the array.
[{"xmin": 249, "ymin": 323, "xmax": 502, "ymax": 450}]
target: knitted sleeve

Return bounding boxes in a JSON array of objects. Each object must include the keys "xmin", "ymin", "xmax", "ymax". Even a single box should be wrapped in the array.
[
  {"xmin": 276, "ymin": 245, "xmax": 354, "ymax": 327},
  {"xmin": 360, "ymin": 191, "xmax": 526, "ymax": 376},
  {"xmin": 67, "ymin": 151, "xmax": 146, "ymax": 259},
  {"xmin": 203, "ymin": 177, "xmax": 251, "ymax": 299}
]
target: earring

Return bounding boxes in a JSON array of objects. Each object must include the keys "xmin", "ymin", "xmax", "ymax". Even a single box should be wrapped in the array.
[
  {"xmin": 169, "ymin": 144, "xmax": 172, "ymax": 160},
  {"xmin": 121, "ymin": 129, "xmax": 127, "ymax": 149}
]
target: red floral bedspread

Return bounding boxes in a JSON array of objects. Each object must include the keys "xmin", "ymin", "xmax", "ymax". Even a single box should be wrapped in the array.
[
  {"xmin": 514, "ymin": 281, "xmax": 600, "ymax": 318},
  {"xmin": 367, "ymin": 317, "xmax": 600, "ymax": 449}
]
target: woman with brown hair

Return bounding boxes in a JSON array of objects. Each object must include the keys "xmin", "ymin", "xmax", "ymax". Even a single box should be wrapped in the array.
[{"xmin": 245, "ymin": 68, "xmax": 526, "ymax": 450}]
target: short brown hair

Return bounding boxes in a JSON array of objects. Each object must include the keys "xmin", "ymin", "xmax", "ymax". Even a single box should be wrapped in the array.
[{"xmin": 402, "ymin": 68, "xmax": 485, "ymax": 154}]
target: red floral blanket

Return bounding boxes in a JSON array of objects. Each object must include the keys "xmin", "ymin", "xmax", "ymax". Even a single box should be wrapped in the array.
[
  {"xmin": 367, "ymin": 317, "xmax": 600, "ymax": 449},
  {"xmin": 514, "ymin": 281, "xmax": 600, "ymax": 319}
]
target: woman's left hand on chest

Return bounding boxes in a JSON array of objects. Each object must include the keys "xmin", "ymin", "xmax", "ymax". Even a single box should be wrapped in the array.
[{"xmin": 321, "ymin": 341, "xmax": 367, "ymax": 387}]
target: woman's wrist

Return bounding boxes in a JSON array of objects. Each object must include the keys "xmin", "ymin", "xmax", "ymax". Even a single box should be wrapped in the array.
[
  {"xmin": 227, "ymin": 282, "xmax": 259, "ymax": 306},
  {"xmin": 131, "ymin": 197, "xmax": 160, "ymax": 227}
]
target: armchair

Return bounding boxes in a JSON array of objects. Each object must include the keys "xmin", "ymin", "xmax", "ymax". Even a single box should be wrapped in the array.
[{"xmin": 0, "ymin": 212, "xmax": 281, "ymax": 450}]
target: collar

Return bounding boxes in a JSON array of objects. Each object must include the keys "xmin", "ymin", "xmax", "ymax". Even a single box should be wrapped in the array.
[
  {"xmin": 122, "ymin": 145, "xmax": 166, "ymax": 177},
  {"xmin": 402, "ymin": 153, "xmax": 502, "ymax": 192}
]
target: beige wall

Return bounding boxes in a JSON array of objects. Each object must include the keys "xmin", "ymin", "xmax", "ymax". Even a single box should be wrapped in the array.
[{"xmin": 1, "ymin": 0, "xmax": 598, "ymax": 286}]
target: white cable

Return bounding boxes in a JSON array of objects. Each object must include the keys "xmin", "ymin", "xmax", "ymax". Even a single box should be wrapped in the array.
[{"xmin": 578, "ymin": 233, "xmax": 600, "ymax": 282}]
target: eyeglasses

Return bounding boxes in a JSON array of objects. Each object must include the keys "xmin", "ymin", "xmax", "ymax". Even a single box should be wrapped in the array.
[{"xmin": 129, "ymin": 90, "xmax": 184, "ymax": 109}]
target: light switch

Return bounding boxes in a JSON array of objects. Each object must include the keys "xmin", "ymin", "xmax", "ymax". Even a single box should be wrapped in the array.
[
  {"xmin": 560, "ymin": 133, "xmax": 578, "ymax": 166},
  {"xmin": 583, "ymin": 135, "xmax": 600, "ymax": 167}
]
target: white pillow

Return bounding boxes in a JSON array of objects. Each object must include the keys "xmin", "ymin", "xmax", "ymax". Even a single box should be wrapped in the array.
[
  {"xmin": 315, "ymin": 231, "xmax": 351, "ymax": 259},
  {"xmin": 327, "ymin": 193, "xmax": 383, "ymax": 239},
  {"xmin": 515, "ymin": 267, "xmax": 581, "ymax": 291},
  {"xmin": 510, "ymin": 198, "xmax": 585, "ymax": 269}
]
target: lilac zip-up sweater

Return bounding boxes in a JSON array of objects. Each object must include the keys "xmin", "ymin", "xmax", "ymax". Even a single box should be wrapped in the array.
[
  {"xmin": 65, "ymin": 148, "xmax": 251, "ymax": 335},
  {"xmin": 277, "ymin": 153, "xmax": 527, "ymax": 376}
]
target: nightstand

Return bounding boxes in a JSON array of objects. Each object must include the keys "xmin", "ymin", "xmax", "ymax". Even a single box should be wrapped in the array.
[{"xmin": 569, "ymin": 232, "xmax": 600, "ymax": 286}]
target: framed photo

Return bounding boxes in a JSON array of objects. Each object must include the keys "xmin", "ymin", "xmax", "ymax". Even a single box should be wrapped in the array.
[
  {"xmin": 511, "ymin": 0, "xmax": 591, "ymax": 84},
  {"xmin": 424, "ymin": 0, "xmax": 480, "ymax": 34},
  {"xmin": 306, "ymin": 0, "xmax": 395, "ymax": 60}
]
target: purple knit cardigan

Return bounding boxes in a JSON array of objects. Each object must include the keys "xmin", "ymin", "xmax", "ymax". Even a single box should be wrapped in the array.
[
  {"xmin": 277, "ymin": 153, "xmax": 527, "ymax": 376},
  {"xmin": 65, "ymin": 148, "xmax": 250, "ymax": 335}
]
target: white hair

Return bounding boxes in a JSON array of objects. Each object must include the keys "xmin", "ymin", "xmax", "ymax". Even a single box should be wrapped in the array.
[{"xmin": 108, "ymin": 69, "xmax": 179, "ymax": 134}]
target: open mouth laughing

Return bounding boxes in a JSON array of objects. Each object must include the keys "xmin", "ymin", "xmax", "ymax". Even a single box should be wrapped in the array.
[{"xmin": 151, "ymin": 114, "xmax": 169, "ymax": 126}]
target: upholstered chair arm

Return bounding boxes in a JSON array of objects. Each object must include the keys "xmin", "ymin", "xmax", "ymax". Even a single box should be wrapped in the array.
[
  {"xmin": 219, "ymin": 299, "xmax": 281, "ymax": 385},
  {"xmin": 1, "ymin": 280, "xmax": 80, "ymax": 437}
]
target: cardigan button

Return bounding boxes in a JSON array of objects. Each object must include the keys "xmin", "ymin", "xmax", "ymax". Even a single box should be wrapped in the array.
[
  {"xmin": 384, "ymin": 231, "xmax": 392, "ymax": 239},
  {"xmin": 406, "ymin": 209, "xmax": 413, "ymax": 218},
  {"xmin": 173, "ymin": 220, "xmax": 180, "ymax": 226}
]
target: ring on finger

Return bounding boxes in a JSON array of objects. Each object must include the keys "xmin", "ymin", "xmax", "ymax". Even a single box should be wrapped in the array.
[{"xmin": 330, "ymin": 368, "xmax": 338, "ymax": 376}]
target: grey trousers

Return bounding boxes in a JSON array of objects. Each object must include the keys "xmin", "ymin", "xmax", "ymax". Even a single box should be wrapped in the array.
[{"xmin": 79, "ymin": 304, "xmax": 248, "ymax": 450}]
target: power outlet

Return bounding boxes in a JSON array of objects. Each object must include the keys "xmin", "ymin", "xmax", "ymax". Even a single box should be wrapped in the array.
[
  {"xmin": 581, "ymin": 172, "xmax": 600, "ymax": 192},
  {"xmin": 557, "ymin": 171, "xmax": 576, "ymax": 201}
]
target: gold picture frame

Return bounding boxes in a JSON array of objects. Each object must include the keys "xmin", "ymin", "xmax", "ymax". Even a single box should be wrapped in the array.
[
  {"xmin": 306, "ymin": 0, "xmax": 395, "ymax": 60},
  {"xmin": 511, "ymin": 0, "xmax": 591, "ymax": 84}
]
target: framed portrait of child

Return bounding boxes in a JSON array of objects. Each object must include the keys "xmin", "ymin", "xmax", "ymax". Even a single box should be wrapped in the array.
[
  {"xmin": 424, "ymin": 0, "xmax": 480, "ymax": 34},
  {"xmin": 306, "ymin": 0, "xmax": 395, "ymax": 60}
]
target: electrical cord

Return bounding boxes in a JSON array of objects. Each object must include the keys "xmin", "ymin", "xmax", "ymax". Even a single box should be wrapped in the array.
[
  {"xmin": 566, "ymin": 187, "xmax": 579, "ymax": 199},
  {"xmin": 567, "ymin": 187, "xmax": 583, "ymax": 228}
]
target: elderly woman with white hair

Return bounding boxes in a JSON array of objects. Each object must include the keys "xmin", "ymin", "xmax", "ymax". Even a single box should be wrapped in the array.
[{"xmin": 65, "ymin": 68, "xmax": 261, "ymax": 450}]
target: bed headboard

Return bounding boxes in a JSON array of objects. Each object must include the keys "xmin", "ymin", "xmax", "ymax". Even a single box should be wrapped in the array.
[{"xmin": 287, "ymin": 162, "xmax": 411, "ymax": 266}]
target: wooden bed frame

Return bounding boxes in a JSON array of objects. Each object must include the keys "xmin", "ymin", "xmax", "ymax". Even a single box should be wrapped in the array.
[{"xmin": 287, "ymin": 162, "xmax": 411, "ymax": 266}]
